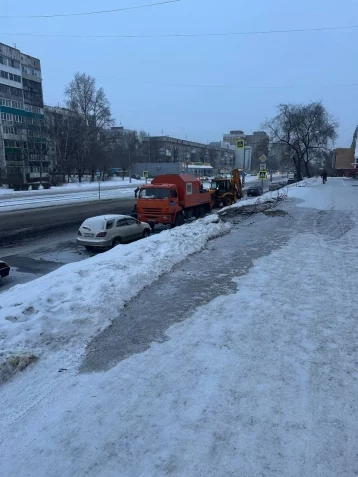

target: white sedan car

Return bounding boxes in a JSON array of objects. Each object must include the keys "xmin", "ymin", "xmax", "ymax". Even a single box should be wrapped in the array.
[{"xmin": 77, "ymin": 214, "xmax": 151, "ymax": 251}]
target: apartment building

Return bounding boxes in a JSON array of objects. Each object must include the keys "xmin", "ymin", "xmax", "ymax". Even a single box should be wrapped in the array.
[
  {"xmin": 0, "ymin": 42, "xmax": 47, "ymax": 187},
  {"xmin": 141, "ymin": 135, "xmax": 234, "ymax": 170}
]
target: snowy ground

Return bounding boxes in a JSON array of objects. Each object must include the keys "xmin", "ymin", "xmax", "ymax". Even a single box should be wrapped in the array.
[
  {"xmin": 0, "ymin": 177, "xmax": 146, "ymax": 197},
  {"xmin": 0, "ymin": 182, "xmax": 142, "ymax": 212},
  {"xmin": 1, "ymin": 177, "xmax": 357, "ymax": 476}
]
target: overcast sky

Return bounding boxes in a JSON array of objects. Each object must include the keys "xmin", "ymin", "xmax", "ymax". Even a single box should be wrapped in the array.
[{"xmin": 1, "ymin": 0, "xmax": 357, "ymax": 145}]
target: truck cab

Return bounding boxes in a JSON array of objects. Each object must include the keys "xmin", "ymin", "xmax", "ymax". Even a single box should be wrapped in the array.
[{"xmin": 137, "ymin": 183, "xmax": 181, "ymax": 228}]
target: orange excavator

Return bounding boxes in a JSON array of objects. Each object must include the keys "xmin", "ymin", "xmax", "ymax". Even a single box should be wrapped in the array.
[{"xmin": 209, "ymin": 169, "xmax": 243, "ymax": 208}]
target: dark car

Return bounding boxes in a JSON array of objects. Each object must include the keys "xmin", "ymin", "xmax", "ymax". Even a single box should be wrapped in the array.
[
  {"xmin": 247, "ymin": 186, "xmax": 263, "ymax": 197},
  {"xmin": 0, "ymin": 261, "xmax": 10, "ymax": 279},
  {"xmin": 131, "ymin": 174, "xmax": 141, "ymax": 180}
]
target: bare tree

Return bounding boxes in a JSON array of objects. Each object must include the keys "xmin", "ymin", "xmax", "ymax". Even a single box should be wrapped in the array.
[
  {"xmin": 65, "ymin": 73, "xmax": 114, "ymax": 181},
  {"xmin": 45, "ymin": 107, "xmax": 85, "ymax": 182},
  {"xmin": 263, "ymin": 102, "xmax": 338, "ymax": 178}
]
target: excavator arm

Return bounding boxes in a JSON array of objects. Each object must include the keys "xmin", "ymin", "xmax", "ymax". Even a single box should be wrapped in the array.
[{"xmin": 231, "ymin": 169, "xmax": 243, "ymax": 199}]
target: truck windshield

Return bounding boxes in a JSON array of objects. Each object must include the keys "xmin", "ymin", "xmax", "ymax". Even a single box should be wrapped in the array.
[{"xmin": 139, "ymin": 188, "xmax": 170, "ymax": 199}]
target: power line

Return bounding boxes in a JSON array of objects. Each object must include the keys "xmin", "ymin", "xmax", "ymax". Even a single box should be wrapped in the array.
[
  {"xmin": 44, "ymin": 71, "xmax": 358, "ymax": 89},
  {"xmin": 1, "ymin": 23, "xmax": 358, "ymax": 37},
  {"xmin": 0, "ymin": 0, "xmax": 179, "ymax": 19},
  {"xmin": 98, "ymin": 77, "xmax": 358, "ymax": 89}
]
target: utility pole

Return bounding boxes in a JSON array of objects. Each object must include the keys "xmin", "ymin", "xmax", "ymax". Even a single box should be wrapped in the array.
[
  {"xmin": 146, "ymin": 134, "xmax": 150, "ymax": 185},
  {"xmin": 129, "ymin": 148, "xmax": 131, "ymax": 183}
]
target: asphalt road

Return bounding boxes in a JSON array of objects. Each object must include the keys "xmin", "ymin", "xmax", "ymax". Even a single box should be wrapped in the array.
[
  {"xmin": 0, "ymin": 177, "xmax": 284, "ymax": 247},
  {"xmin": 0, "ymin": 176, "xmax": 286, "ymax": 293},
  {"xmin": 0, "ymin": 197, "xmax": 136, "ymax": 246}
]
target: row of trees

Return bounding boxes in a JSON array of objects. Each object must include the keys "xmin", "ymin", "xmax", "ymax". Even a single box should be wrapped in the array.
[
  {"xmin": 47, "ymin": 73, "xmax": 149, "ymax": 182},
  {"xmin": 47, "ymin": 72, "xmax": 339, "ymax": 181}
]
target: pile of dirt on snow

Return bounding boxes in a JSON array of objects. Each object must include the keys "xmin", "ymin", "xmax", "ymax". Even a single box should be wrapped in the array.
[
  {"xmin": 218, "ymin": 196, "xmax": 287, "ymax": 222},
  {"xmin": 0, "ymin": 352, "xmax": 38, "ymax": 384},
  {"xmin": 263, "ymin": 209, "xmax": 289, "ymax": 217}
]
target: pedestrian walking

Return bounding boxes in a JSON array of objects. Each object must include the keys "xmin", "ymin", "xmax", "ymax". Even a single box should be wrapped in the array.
[{"xmin": 321, "ymin": 170, "xmax": 328, "ymax": 184}]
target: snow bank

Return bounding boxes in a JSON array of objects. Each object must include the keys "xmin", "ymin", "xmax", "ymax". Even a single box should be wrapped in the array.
[
  {"xmin": 0, "ymin": 215, "xmax": 231, "ymax": 362},
  {"xmin": 224, "ymin": 177, "xmax": 323, "ymax": 212},
  {"xmin": 0, "ymin": 178, "xmax": 146, "ymax": 197}
]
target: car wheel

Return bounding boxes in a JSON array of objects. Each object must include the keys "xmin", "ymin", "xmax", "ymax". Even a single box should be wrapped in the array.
[
  {"xmin": 142, "ymin": 229, "xmax": 150, "ymax": 238},
  {"xmin": 112, "ymin": 237, "xmax": 122, "ymax": 247}
]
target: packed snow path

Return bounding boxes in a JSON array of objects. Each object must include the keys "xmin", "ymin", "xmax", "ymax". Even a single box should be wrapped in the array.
[{"xmin": 1, "ymin": 178, "xmax": 357, "ymax": 477}]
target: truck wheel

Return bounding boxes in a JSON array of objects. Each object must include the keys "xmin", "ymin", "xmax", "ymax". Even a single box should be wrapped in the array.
[
  {"xmin": 224, "ymin": 196, "xmax": 233, "ymax": 207},
  {"xmin": 199, "ymin": 207, "xmax": 207, "ymax": 218},
  {"xmin": 176, "ymin": 213, "xmax": 184, "ymax": 226},
  {"xmin": 171, "ymin": 213, "xmax": 184, "ymax": 228}
]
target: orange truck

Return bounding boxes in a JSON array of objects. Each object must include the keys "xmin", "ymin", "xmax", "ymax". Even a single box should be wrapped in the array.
[{"xmin": 136, "ymin": 174, "xmax": 212, "ymax": 230}]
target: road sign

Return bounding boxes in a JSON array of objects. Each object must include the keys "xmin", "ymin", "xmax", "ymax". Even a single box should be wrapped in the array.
[
  {"xmin": 259, "ymin": 154, "xmax": 267, "ymax": 163},
  {"xmin": 260, "ymin": 163, "xmax": 266, "ymax": 170},
  {"xmin": 258, "ymin": 171, "xmax": 267, "ymax": 179},
  {"xmin": 236, "ymin": 139, "xmax": 245, "ymax": 149},
  {"xmin": 143, "ymin": 171, "xmax": 149, "ymax": 179}
]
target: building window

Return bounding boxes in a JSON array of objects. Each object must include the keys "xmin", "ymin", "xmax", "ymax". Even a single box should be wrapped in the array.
[
  {"xmin": 21, "ymin": 65, "xmax": 41, "ymax": 78},
  {"xmin": 0, "ymin": 56, "xmax": 20, "ymax": 69},
  {"xmin": 0, "ymin": 98, "xmax": 11, "ymax": 107},
  {"xmin": 8, "ymin": 73, "xmax": 21, "ymax": 83},
  {"xmin": 11, "ymin": 100, "xmax": 23, "ymax": 110},
  {"xmin": 3, "ymin": 126, "xmax": 17, "ymax": 134},
  {"xmin": 0, "ymin": 84, "xmax": 23, "ymax": 97}
]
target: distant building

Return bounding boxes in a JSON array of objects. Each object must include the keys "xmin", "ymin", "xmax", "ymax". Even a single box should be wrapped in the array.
[
  {"xmin": 333, "ymin": 148, "xmax": 355, "ymax": 174},
  {"xmin": 223, "ymin": 130, "xmax": 245, "ymax": 147},
  {"xmin": 142, "ymin": 136, "xmax": 210, "ymax": 164},
  {"xmin": 223, "ymin": 130, "xmax": 269, "ymax": 171},
  {"xmin": 210, "ymin": 141, "xmax": 235, "ymax": 171},
  {"xmin": 140, "ymin": 135, "xmax": 234, "ymax": 173},
  {"xmin": 131, "ymin": 162, "xmax": 214, "ymax": 179},
  {"xmin": 0, "ymin": 42, "xmax": 48, "ymax": 186},
  {"xmin": 104, "ymin": 126, "xmax": 135, "ymax": 146}
]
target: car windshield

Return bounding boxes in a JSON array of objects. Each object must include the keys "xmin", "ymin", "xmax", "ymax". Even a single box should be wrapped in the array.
[
  {"xmin": 82, "ymin": 218, "xmax": 105, "ymax": 230},
  {"xmin": 139, "ymin": 188, "xmax": 169, "ymax": 199}
]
